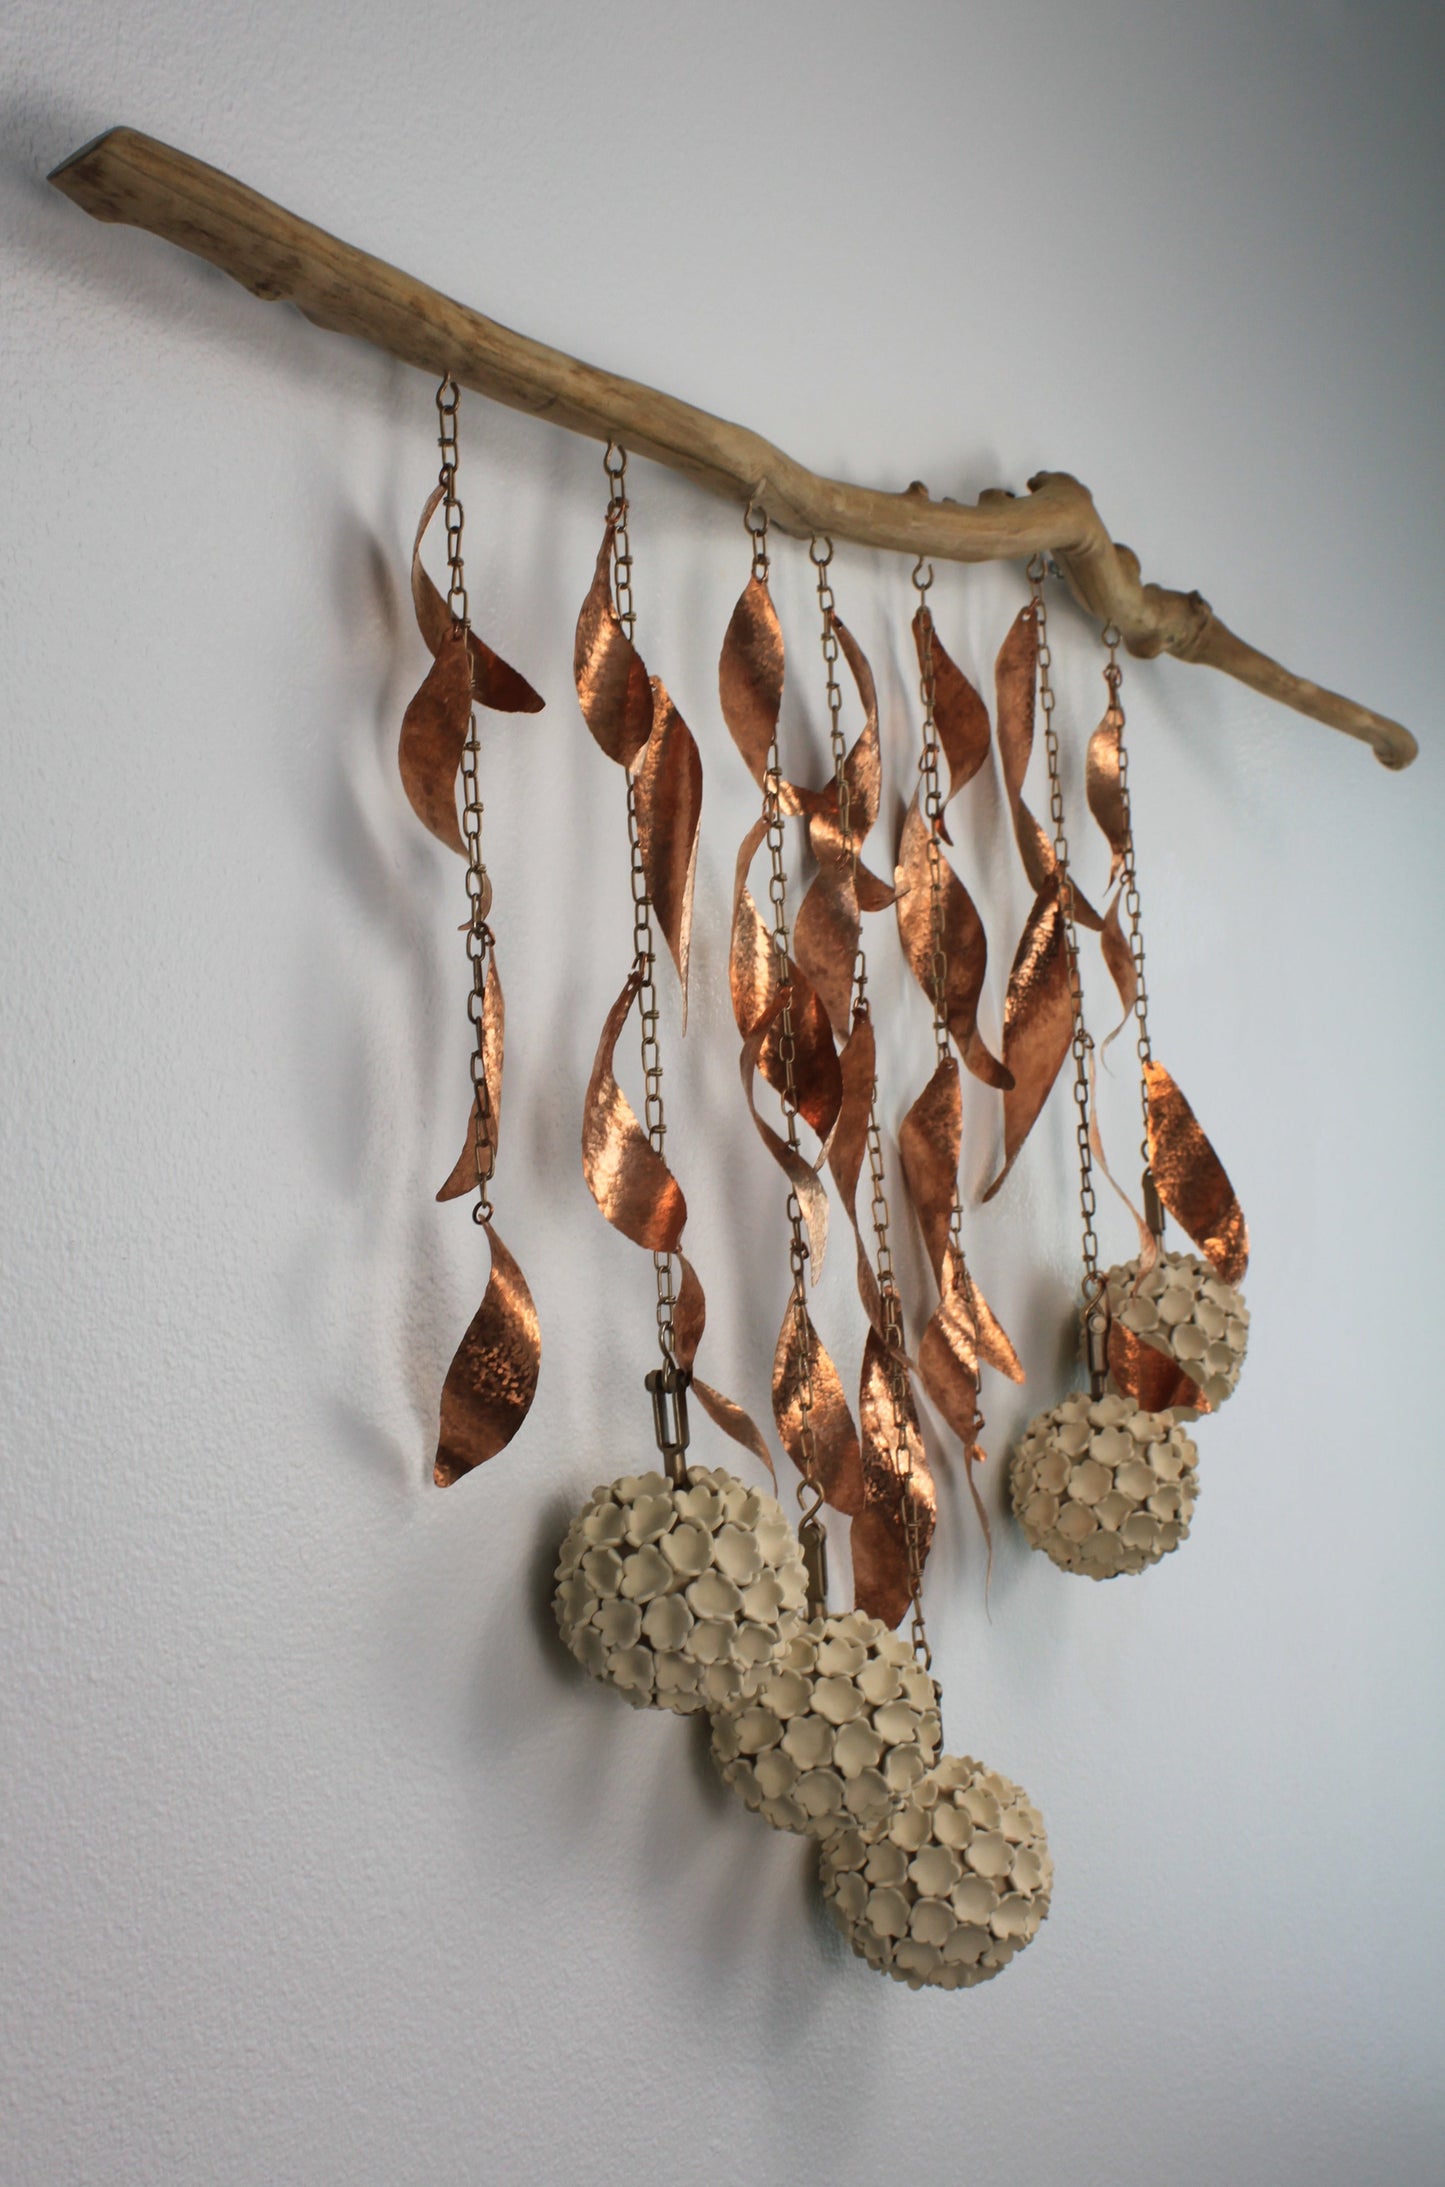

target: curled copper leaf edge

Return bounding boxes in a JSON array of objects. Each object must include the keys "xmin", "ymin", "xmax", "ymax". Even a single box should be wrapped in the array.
[
  {"xmin": 434, "ymin": 1220, "xmax": 541, "ymax": 1485},
  {"xmin": 581, "ymin": 966, "xmax": 688, "ymax": 1253},
  {"xmin": 1145, "ymin": 1059, "xmax": 1250, "ymax": 1284},
  {"xmin": 631, "ymin": 676, "xmax": 702, "ymax": 1024},
  {"xmin": 772, "ymin": 1294, "xmax": 865, "ymax": 1517},
  {"xmin": 437, "ymin": 953, "xmax": 505, "ymax": 1201}
]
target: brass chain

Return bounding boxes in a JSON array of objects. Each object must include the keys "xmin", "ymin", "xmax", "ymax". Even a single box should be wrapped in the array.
[
  {"xmin": 605, "ymin": 444, "xmax": 677, "ymax": 1366},
  {"xmin": 1029, "ymin": 558, "xmax": 1106, "ymax": 1382},
  {"xmin": 1101, "ymin": 625, "xmax": 1159, "ymax": 1209},
  {"xmin": 749, "ymin": 514, "xmax": 822, "ymax": 1557},
  {"xmin": 812, "ymin": 539, "xmax": 929, "ymax": 1661},
  {"xmin": 437, "ymin": 376, "xmax": 496, "ymax": 1225}
]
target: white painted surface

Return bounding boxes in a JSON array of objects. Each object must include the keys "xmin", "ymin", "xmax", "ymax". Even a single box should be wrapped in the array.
[{"xmin": 2, "ymin": 5, "xmax": 1442, "ymax": 2182}]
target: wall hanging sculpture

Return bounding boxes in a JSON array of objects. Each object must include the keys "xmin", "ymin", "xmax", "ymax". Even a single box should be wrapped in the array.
[{"xmin": 49, "ymin": 129, "xmax": 1417, "ymax": 1997}]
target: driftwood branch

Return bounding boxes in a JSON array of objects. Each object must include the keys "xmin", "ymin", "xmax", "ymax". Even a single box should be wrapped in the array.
[{"xmin": 49, "ymin": 126, "xmax": 1416, "ymax": 770}]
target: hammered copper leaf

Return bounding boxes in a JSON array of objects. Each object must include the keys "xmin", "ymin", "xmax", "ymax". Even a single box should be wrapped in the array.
[
  {"xmin": 437, "ymin": 955, "xmax": 505, "ymax": 1201},
  {"xmin": 672, "ymin": 1253, "xmax": 777, "ymax": 1481},
  {"xmin": 793, "ymin": 860, "xmax": 860, "ymax": 1036},
  {"xmin": 574, "ymin": 517, "xmax": 653, "ymax": 768},
  {"xmin": 850, "ymin": 1504, "xmax": 915, "ymax": 1632},
  {"xmin": 434, "ymin": 1221, "xmax": 540, "ymax": 1484},
  {"xmin": 898, "ymin": 1053, "xmax": 962, "ymax": 1287},
  {"xmin": 1106, "ymin": 1318, "xmax": 1207, "ymax": 1417},
  {"xmin": 758, "ymin": 973, "xmax": 842, "ymax": 1142},
  {"xmin": 399, "ymin": 628, "xmax": 473, "ymax": 854},
  {"xmin": 582, "ymin": 968, "xmax": 687, "ymax": 1252},
  {"xmin": 772, "ymin": 1297, "xmax": 864, "ymax": 1515},
  {"xmin": 827, "ymin": 1011, "xmax": 884, "ymax": 1335},
  {"xmin": 854, "ymin": 1328, "xmax": 936, "ymax": 1629},
  {"xmin": 729, "ymin": 817, "xmax": 777, "ymax": 1037},
  {"xmin": 633, "ymin": 676, "xmax": 702, "ymax": 1018},
  {"xmin": 740, "ymin": 1009, "xmax": 830, "ymax": 1276},
  {"xmin": 1098, "ymin": 888, "xmax": 1139, "ymax": 1044},
  {"xmin": 916, "ymin": 1259, "xmax": 980, "ymax": 1446},
  {"xmin": 1086, "ymin": 707, "xmax": 1129, "ymax": 882},
  {"xmin": 718, "ymin": 572, "xmax": 785, "ymax": 793},
  {"xmin": 729, "ymin": 823, "xmax": 841, "ymax": 1128},
  {"xmin": 961, "ymin": 1259, "xmax": 1024, "ymax": 1383},
  {"xmin": 914, "ymin": 607, "xmax": 991, "ymax": 833},
  {"xmin": 833, "ymin": 614, "xmax": 882, "ymax": 847},
  {"xmin": 982, "ymin": 878, "xmax": 1075, "ymax": 1202},
  {"xmin": 895, "ymin": 797, "xmax": 1010, "ymax": 1090},
  {"xmin": 994, "ymin": 603, "xmax": 1056, "ymax": 893},
  {"xmin": 1145, "ymin": 1060, "xmax": 1249, "ymax": 1283},
  {"xmin": 410, "ymin": 484, "xmax": 544, "ymax": 713}
]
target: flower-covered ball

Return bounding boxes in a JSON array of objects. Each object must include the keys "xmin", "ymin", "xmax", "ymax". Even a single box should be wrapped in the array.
[
  {"xmin": 1010, "ymin": 1392, "xmax": 1198, "ymax": 1579},
  {"xmin": 554, "ymin": 1465, "xmax": 808, "ymax": 1714},
  {"xmin": 709, "ymin": 1612, "xmax": 942, "ymax": 1841},
  {"xmin": 1101, "ymin": 1250, "xmax": 1249, "ymax": 1414},
  {"xmin": 819, "ymin": 1754, "xmax": 1052, "ymax": 1990}
]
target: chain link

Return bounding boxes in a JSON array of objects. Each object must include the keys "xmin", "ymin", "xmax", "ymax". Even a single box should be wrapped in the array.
[
  {"xmin": 1101, "ymin": 626, "xmax": 1156, "ymax": 1190},
  {"xmin": 605, "ymin": 445, "xmax": 677, "ymax": 1365},
  {"xmin": 436, "ymin": 376, "xmax": 497, "ymax": 1225},
  {"xmin": 1029, "ymin": 558, "xmax": 1105, "ymax": 1359}
]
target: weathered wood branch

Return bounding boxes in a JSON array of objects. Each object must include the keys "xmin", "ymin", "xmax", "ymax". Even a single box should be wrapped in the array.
[{"xmin": 49, "ymin": 126, "xmax": 1415, "ymax": 770}]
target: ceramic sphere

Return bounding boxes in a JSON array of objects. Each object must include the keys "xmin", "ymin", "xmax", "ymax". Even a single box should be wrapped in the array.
[
  {"xmin": 1010, "ymin": 1391, "xmax": 1198, "ymax": 1579},
  {"xmin": 819, "ymin": 1754, "xmax": 1053, "ymax": 1989},
  {"xmin": 710, "ymin": 1611, "xmax": 942, "ymax": 1840},
  {"xmin": 554, "ymin": 1465, "xmax": 807, "ymax": 1714}
]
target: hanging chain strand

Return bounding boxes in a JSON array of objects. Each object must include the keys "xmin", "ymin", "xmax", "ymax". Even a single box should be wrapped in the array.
[
  {"xmin": 438, "ymin": 376, "xmax": 496, "ymax": 1225},
  {"xmin": 748, "ymin": 513, "xmax": 824, "ymax": 1594},
  {"xmin": 813, "ymin": 539, "xmax": 929, "ymax": 1661},
  {"xmin": 1101, "ymin": 625, "xmax": 1162, "ymax": 1233},
  {"xmin": 605, "ymin": 444, "xmax": 678, "ymax": 1368},
  {"xmin": 1030, "ymin": 558, "xmax": 1107, "ymax": 1389}
]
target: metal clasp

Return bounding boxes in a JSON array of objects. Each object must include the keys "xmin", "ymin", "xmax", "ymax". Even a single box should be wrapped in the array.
[{"xmin": 645, "ymin": 1360, "xmax": 692, "ymax": 1486}]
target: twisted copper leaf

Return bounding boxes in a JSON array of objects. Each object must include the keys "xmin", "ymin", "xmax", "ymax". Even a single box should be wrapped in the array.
[
  {"xmin": 739, "ymin": 1001, "xmax": 830, "ymax": 1276},
  {"xmin": 1145, "ymin": 1060, "xmax": 1249, "ymax": 1284},
  {"xmin": 995, "ymin": 605, "xmax": 1102, "ymax": 928},
  {"xmin": 582, "ymin": 968, "xmax": 687, "ymax": 1252},
  {"xmin": 772, "ymin": 1296, "xmax": 864, "ymax": 1515},
  {"xmin": 434, "ymin": 1222, "xmax": 541, "ymax": 1485},
  {"xmin": 399, "ymin": 628, "xmax": 473, "ymax": 855},
  {"xmin": 437, "ymin": 954, "xmax": 505, "ymax": 1201},
  {"xmin": 826, "ymin": 1011, "xmax": 885, "ymax": 1337},
  {"xmin": 672, "ymin": 1255, "xmax": 777, "ymax": 1482},
  {"xmin": 913, "ymin": 608, "xmax": 991, "ymax": 844},
  {"xmin": 1084, "ymin": 705, "xmax": 1140, "ymax": 1042},
  {"xmin": 730, "ymin": 822, "xmax": 842, "ymax": 1139},
  {"xmin": 899, "ymin": 1052, "xmax": 963, "ymax": 1288},
  {"xmin": 895, "ymin": 797, "xmax": 1010, "ymax": 1090},
  {"xmin": 574, "ymin": 515, "xmax": 653, "ymax": 769},
  {"xmin": 831, "ymin": 614, "xmax": 882, "ymax": 848},
  {"xmin": 633, "ymin": 676, "xmax": 702, "ymax": 1019},
  {"xmin": 793, "ymin": 860, "xmax": 860, "ymax": 1037},
  {"xmin": 982, "ymin": 876, "xmax": 1075, "ymax": 1202},
  {"xmin": 410, "ymin": 484, "xmax": 544, "ymax": 714},
  {"xmin": 1086, "ymin": 706, "xmax": 1129, "ymax": 883},
  {"xmin": 967, "ymin": 1266, "xmax": 1025, "ymax": 1384},
  {"xmin": 718, "ymin": 571, "xmax": 786, "ymax": 796},
  {"xmin": 854, "ymin": 1328, "xmax": 935, "ymax": 1629}
]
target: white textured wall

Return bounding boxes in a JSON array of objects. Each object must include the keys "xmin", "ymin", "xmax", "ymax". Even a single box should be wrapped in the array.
[{"xmin": 3, "ymin": 5, "xmax": 1442, "ymax": 2183}]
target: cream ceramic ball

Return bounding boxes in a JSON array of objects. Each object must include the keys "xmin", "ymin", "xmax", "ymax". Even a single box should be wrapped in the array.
[
  {"xmin": 1101, "ymin": 1250, "xmax": 1249, "ymax": 1413},
  {"xmin": 1010, "ymin": 1391, "xmax": 1199, "ymax": 1579},
  {"xmin": 709, "ymin": 1611, "xmax": 942, "ymax": 1841},
  {"xmin": 554, "ymin": 1465, "xmax": 808, "ymax": 1713},
  {"xmin": 819, "ymin": 1754, "xmax": 1052, "ymax": 1989}
]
